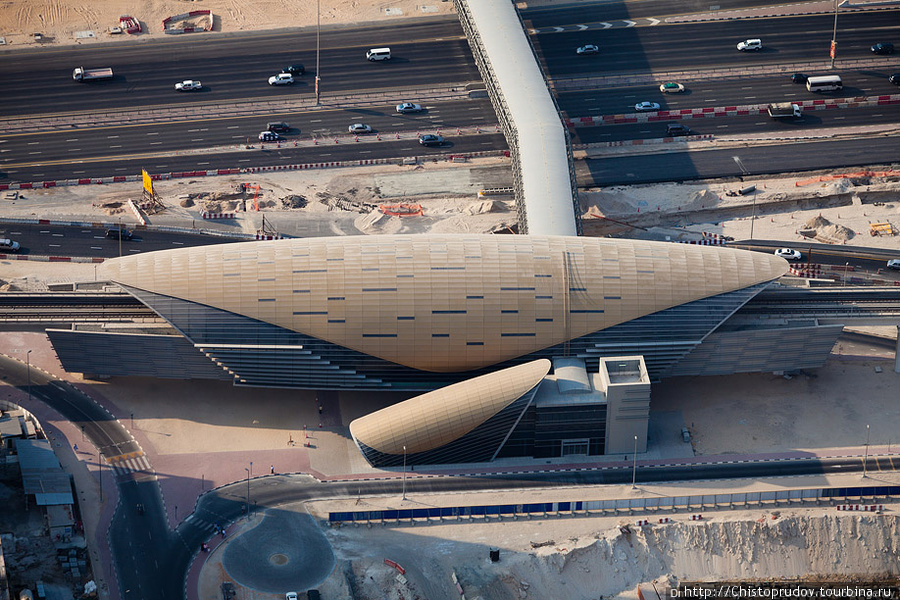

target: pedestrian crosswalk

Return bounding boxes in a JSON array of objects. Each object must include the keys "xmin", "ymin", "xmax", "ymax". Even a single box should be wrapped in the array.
[{"xmin": 106, "ymin": 451, "xmax": 152, "ymax": 476}]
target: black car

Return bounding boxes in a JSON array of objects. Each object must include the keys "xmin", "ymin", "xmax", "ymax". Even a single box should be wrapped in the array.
[
  {"xmin": 665, "ymin": 123, "xmax": 691, "ymax": 136},
  {"xmin": 871, "ymin": 42, "xmax": 894, "ymax": 55},
  {"xmin": 267, "ymin": 121, "xmax": 290, "ymax": 133},
  {"xmin": 283, "ymin": 64, "xmax": 305, "ymax": 75},
  {"xmin": 418, "ymin": 134, "xmax": 445, "ymax": 147},
  {"xmin": 889, "ymin": 73, "xmax": 900, "ymax": 85},
  {"xmin": 791, "ymin": 73, "xmax": 807, "ymax": 84},
  {"xmin": 106, "ymin": 228, "xmax": 133, "ymax": 240}
]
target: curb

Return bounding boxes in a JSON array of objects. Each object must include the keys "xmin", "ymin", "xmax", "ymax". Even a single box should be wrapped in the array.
[{"xmin": 0, "ymin": 150, "xmax": 509, "ymax": 192}]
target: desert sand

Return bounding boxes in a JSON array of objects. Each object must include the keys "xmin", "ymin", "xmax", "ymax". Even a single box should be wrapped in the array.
[{"xmin": 0, "ymin": 0, "xmax": 457, "ymax": 46}]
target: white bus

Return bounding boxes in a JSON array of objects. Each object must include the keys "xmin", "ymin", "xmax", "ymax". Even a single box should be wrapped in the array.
[{"xmin": 806, "ymin": 75, "xmax": 842, "ymax": 92}]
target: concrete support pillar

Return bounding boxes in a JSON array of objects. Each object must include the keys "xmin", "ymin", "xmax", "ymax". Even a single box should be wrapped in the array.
[{"xmin": 895, "ymin": 326, "xmax": 900, "ymax": 374}]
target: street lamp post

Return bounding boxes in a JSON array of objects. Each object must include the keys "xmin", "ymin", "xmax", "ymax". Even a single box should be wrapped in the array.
[
  {"xmin": 830, "ymin": 0, "xmax": 839, "ymax": 68},
  {"xmin": 96, "ymin": 452, "xmax": 103, "ymax": 502},
  {"xmin": 26, "ymin": 350, "xmax": 32, "ymax": 403},
  {"xmin": 118, "ymin": 218, "xmax": 122, "ymax": 258},
  {"xmin": 844, "ymin": 262, "xmax": 849, "ymax": 287},
  {"xmin": 401, "ymin": 445, "xmax": 407, "ymax": 501},
  {"xmin": 315, "ymin": 0, "xmax": 321, "ymax": 105},
  {"xmin": 631, "ymin": 435, "xmax": 638, "ymax": 489},
  {"xmin": 862, "ymin": 424, "xmax": 870, "ymax": 478},
  {"xmin": 244, "ymin": 467, "xmax": 251, "ymax": 516}
]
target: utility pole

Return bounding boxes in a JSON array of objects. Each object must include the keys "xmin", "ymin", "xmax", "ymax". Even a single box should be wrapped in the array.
[
  {"xmin": 401, "ymin": 445, "xmax": 407, "ymax": 500},
  {"xmin": 631, "ymin": 435, "xmax": 638, "ymax": 489}
]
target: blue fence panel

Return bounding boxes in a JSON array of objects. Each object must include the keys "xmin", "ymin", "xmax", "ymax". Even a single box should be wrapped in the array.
[
  {"xmin": 499, "ymin": 505, "xmax": 516, "ymax": 515},
  {"xmin": 383, "ymin": 510, "xmax": 399, "ymax": 520}
]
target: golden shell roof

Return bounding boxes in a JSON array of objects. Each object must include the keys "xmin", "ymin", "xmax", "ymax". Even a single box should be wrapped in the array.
[
  {"xmin": 349, "ymin": 359, "xmax": 552, "ymax": 454},
  {"xmin": 98, "ymin": 235, "xmax": 787, "ymax": 372}
]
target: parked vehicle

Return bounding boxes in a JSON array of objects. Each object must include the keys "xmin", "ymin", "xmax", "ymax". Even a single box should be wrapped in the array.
[
  {"xmin": 737, "ymin": 39, "xmax": 762, "ymax": 51},
  {"xmin": 576, "ymin": 44, "xmax": 599, "ymax": 55},
  {"xmin": 366, "ymin": 47, "xmax": 391, "ymax": 61},
  {"xmin": 174, "ymin": 80, "xmax": 202, "ymax": 92},
  {"xmin": 774, "ymin": 248, "xmax": 802, "ymax": 260},
  {"xmin": 72, "ymin": 67, "xmax": 113, "ymax": 82},
  {"xmin": 635, "ymin": 101, "xmax": 660, "ymax": 112},
  {"xmin": 268, "ymin": 73, "xmax": 294, "ymax": 86},
  {"xmin": 659, "ymin": 82, "xmax": 685, "ymax": 93},
  {"xmin": 806, "ymin": 75, "xmax": 842, "ymax": 92},
  {"xmin": 766, "ymin": 102, "xmax": 801, "ymax": 118}
]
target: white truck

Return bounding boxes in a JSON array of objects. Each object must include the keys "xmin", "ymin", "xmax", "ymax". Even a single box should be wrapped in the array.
[
  {"xmin": 73, "ymin": 67, "xmax": 114, "ymax": 82},
  {"xmin": 767, "ymin": 102, "xmax": 801, "ymax": 118}
]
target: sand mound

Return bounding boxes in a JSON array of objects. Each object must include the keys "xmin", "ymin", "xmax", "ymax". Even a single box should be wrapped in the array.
[
  {"xmin": 464, "ymin": 200, "xmax": 507, "ymax": 215},
  {"xmin": 804, "ymin": 216, "xmax": 832, "ymax": 229},
  {"xmin": 802, "ymin": 216, "xmax": 854, "ymax": 241}
]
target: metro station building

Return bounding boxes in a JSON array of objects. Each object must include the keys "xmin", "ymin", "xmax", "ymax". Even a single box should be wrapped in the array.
[{"xmin": 47, "ymin": 234, "xmax": 842, "ymax": 463}]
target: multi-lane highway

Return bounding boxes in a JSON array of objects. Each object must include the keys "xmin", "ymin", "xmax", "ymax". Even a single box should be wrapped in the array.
[{"xmin": 2, "ymin": 6, "xmax": 898, "ymax": 184}]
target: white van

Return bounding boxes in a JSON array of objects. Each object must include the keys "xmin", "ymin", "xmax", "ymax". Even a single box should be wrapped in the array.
[
  {"xmin": 806, "ymin": 75, "xmax": 843, "ymax": 92},
  {"xmin": 366, "ymin": 48, "xmax": 391, "ymax": 61}
]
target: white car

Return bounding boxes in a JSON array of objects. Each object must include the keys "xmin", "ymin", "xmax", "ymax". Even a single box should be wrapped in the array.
[
  {"xmin": 268, "ymin": 73, "xmax": 295, "ymax": 86},
  {"xmin": 887, "ymin": 259, "xmax": 900, "ymax": 270},
  {"xmin": 576, "ymin": 44, "xmax": 599, "ymax": 55},
  {"xmin": 774, "ymin": 248, "xmax": 802, "ymax": 261},
  {"xmin": 174, "ymin": 80, "xmax": 202, "ymax": 92},
  {"xmin": 348, "ymin": 123, "xmax": 373, "ymax": 134},
  {"xmin": 259, "ymin": 131, "xmax": 281, "ymax": 142},
  {"xmin": 737, "ymin": 39, "xmax": 762, "ymax": 51},
  {"xmin": 396, "ymin": 102, "xmax": 423, "ymax": 113},
  {"xmin": 634, "ymin": 101, "xmax": 661, "ymax": 112},
  {"xmin": 286, "ymin": 594, "xmax": 298, "ymax": 600},
  {"xmin": 659, "ymin": 82, "xmax": 685, "ymax": 94}
]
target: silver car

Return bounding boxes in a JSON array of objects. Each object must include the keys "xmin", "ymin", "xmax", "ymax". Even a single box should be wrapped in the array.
[{"xmin": 348, "ymin": 123, "xmax": 373, "ymax": 134}]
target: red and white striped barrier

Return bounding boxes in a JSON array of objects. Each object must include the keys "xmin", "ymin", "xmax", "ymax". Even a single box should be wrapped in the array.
[
  {"xmin": 839, "ymin": 504, "xmax": 884, "ymax": 512},
  {"xmin": 658, "ymin": 517, "xmax": 671, "ymax": 524},
  {"xmin": 690, "ymin": 514, "xmax": 703, "ymax": 521},
  {"xmin": 127, "ymin": 199, "xmax": 146, "ymax": 226},
  {"xmin": 255, "ymin": 233, "xmax": 283, "ymax": 240},
  {"xmin": 201, "ymin": 212, "xmax": 235, "ymax": 220},
  {"xmin": 789, "ymin": 264, "xmax": 824, "ymax": 278},
  {"xmin": 635, "ymin": 519, "xmax": 650, "ymax": 526}
]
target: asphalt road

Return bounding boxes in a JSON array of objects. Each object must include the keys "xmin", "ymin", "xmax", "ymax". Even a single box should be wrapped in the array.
[
  {"xmin": 558, "ymin": 71, "xmax": 900, "ymax": 119},
  {"xmin": 0, "ymin": 18, "xmax": 477, "ymax": 116},
  {"xmin": 0, "ymin": 355, "xmax": 165, "ymax": 600},
  {"xmin": 1, "ymin": 99, "xmax": 503, "ymax": 182},
  {"xmin": 2, "ymin": 9, "xmax": 898, "ymax": 184},
  {"xmin": 576, "ymin": 138, "xmax": 898, "ymax": 186},
  {"xmin": 531, "ymin": 11, "xmax": 899, "ymax": 76},
  {"xmin": 0, "ymin": 223, "xmax": 249, "ymax": 256}
]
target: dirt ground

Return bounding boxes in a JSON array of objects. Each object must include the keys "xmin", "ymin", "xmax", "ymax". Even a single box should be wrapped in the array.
[{"xmin": 0, "ymin": 0, "xmax": 456, "ymax": 47}]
